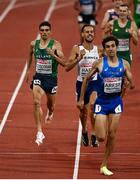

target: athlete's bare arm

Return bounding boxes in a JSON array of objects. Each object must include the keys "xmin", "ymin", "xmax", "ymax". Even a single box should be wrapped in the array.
[
  {"xmin": 124, "ymin": 60, "xmax": 135, "ymax": 89},
  {"xmin": 47, "ymin": 41, "xmax": 66, "ymax": 67},
  {"xmin": 65, "ymin": 45, "xmax": 86, "ymax": 72},
  {"xmin": 101, "ymin": 11, "xmax": 110, "ymax": 29},
  {"xmin": 128, "ymin": 21, "xmax": 139, "ymax": 45},
  {"xmin": 103, "ymin": 20, "xmax": 114, "ymax": 37},
  {"xmin": 26, "ymin": 40, "xmax": 35, "ymax": 83}
]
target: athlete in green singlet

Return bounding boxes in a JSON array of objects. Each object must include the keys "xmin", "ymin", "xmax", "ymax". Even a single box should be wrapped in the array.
[
  {"xmin": 26, "ymin": 21, "xmax": 65, "ymax": 146},
  {"xmin": 105, "ymin": 4, "xmax": 138, "ymax": 65}
]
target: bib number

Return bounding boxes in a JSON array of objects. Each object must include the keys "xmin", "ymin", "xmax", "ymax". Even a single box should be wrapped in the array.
[{"xmin": 104, "ymin": 77, "xmax": 122, "ymax": 93}]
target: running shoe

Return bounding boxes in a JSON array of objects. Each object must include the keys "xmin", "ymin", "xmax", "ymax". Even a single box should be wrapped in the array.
[
  {"xmin": 81, "ymin": 132, "xmax": 89, "ymax": 146},
  {"xmin": 45, "ymin": 110, "xmax": 53, "ymax": 123},
  {"xmin": 35, "ymin": 131, "xmax": 45, "ymax": 146},
  {"xmin": 91, "ymin": 134, "xmax": 99, "ymax": 147},
  {"xmin": 100, "ymin": 166, "xmax": 113, "ymax": 176}
]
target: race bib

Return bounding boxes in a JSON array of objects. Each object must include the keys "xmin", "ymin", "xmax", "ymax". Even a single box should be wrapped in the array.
[
  {"xmin": 82, "ymin": 5, "xmax": 93, "ymax": 14},
  {"xmin": 117, "ymin": 39, "xmax": 129, "ymax": 51},
  {"xmin": 80, "ymin": 67, "xmax": 91, "ymax": 77},
  {"xmin": 36, "ymin": 59, "xmax": 52, "ymax": 74},
  {"xmin": 104, "ymin": 77, "xmax": 122, "ymax": 93}
]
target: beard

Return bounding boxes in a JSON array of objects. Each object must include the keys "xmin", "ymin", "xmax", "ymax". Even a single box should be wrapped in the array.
[{"xmin": 85, "ymin": 38, "xmax": 93, "ymax": 43}]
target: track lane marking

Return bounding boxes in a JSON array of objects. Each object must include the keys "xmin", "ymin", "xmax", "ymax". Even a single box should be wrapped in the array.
[{"xmin": 0, "ymin": 0, "xmax": 16, "ymax": 23}]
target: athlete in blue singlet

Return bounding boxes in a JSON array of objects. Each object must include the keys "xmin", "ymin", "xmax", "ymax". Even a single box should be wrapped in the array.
[{"xmin": 77, "ymin": 35, "xmax": 134, "ymax": 176}]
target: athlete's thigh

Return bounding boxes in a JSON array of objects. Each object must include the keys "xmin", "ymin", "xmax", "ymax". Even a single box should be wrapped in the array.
[
  {"xmin": 95, "ymin": 114, "xmax": 108, "ymax": 139},
  {"xmin": 33, "ymin": 85, "xmax": 45, "ymax": 101},
  {"xmin": 89, "ymin": 91, "xmax": 97, "ymax": 106},
  {"xmin": 108, "ymin": 114, "xmax": 121, "ymax": 133}
]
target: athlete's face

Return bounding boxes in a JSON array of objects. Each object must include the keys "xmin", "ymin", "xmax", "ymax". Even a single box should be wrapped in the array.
[
  {"xmin": 119, "ymin": 6, "xmax": 128, "ymax": 19},
  {"xmin": 39, "ymin": 25, "xmax": 51, "ymax": 40},
  {"xmin": 105, "ymin": 41, "xmax": 117, "ymax": 57},
  {"xmin": 81, "ymin": 26, "xmax": 95, "ymax": 43}
]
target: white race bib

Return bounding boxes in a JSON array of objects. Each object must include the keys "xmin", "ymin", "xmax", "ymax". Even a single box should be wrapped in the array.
[
  {"xmin": 117, "ymin": 39, "xmax": 129, "ymax": 51},
  {"xmin": 36, "ymin": 59, "xmax": 52, "ymax": 74},
  {"xmin": 80, "ymin": 67, "xmax": 91, "ymax": 77},
  {"xmin": 104, "ymin": 77, "xmax": 122, "ymax": 93}
]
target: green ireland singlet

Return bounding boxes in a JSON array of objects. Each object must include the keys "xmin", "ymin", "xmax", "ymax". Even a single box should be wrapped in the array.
[
  {"xmin": 34, "ymin": 39, "xmax": 58, "ymax": 77},
  {"xmin": 133, "ymin": 0, "xmax": 140, "ymax": 28},
  {"xmin": 112, "ymin": 19, "xmax": 132, "ymax": 65}
]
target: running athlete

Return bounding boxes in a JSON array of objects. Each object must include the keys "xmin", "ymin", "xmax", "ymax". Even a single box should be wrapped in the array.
[
  {"xmin": 26, "ymin": 21, "xmax": 65, "ymax": 146},
  {"xmin": 66, "ymin": 24, "xmax": 100, "ymax": 147},
  {"xmin": 77, "ymin": 35, "xmax": 134, "ymax": 176},
  {"xmin": 74, "ymin": 0, "xmax": 102, "ymax": 30},
  {"xmin": 101, "ymin": 0, "xmax": 123, "ymax": 30},
  {"xmin": 105, "ymin": 4, "xmax": 138, "ymax": 65}
]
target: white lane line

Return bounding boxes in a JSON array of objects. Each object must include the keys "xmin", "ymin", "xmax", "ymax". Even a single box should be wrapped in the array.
[
  {"xmin": 0, "ymin": 65, "xmax": 27, "ymax": 134},
  {"xmin": 0, "ymin": 0, "xmax": 57, "ymax": 134},
  {"xmin": 73, "ymin": 120, "xmax": 82, "ymax": 180},
  {"xmin": 0, "ymin": 0, "xmax": 16, "ymax": 23},
  {"xmin": 14, "ymin": 0, "xmax": 47, "ymax": 9}
]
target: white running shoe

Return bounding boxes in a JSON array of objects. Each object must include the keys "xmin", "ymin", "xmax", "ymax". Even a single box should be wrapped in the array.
[
  {"xmin": 35, "ymin": 131, "xmax": 45, "ymax": 146},
  {"xmin": 45, "ymin": 110, "xmax": 53, "ymax": 123},
  {"xmin": 100, "ymin": 166, "xmax": 113, "ymax": 176}
]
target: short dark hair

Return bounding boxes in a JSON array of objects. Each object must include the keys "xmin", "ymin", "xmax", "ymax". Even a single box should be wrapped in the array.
[
  {"xmin": 81, "ymin": 24, "xmax": 95, "ymax": 33},
  {"xmin": 102, "ymin": 35, "xmax": 119, "ymax": 49},
  {"xmin": 39, "ymin": 21, "xmax": 51, "ymax": 30},
  {"xmin": 119, "ymin": 3, "xmax": 129, "ymax": 9}
]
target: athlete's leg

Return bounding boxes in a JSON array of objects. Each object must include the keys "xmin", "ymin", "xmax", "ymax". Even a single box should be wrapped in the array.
[
  {"xmin": 89, "ymin": 91, "xmax": 99, "ymax": 147},
  {"xmin": 95, "ymin": 114, "xmax": 108, "ymax": 142},
  {"xmin": 33, "ymin": 85, "xmax": 45, "ymax": 145},
  {"xmin": 79, "ymin": 105, "xmax": 88, "ymax": 133},
  {"xmin": 89, "ymin": 91, "xmax": 97, "ymax": 134},
  {"xmin": 79, "ymin": 104, "xmax": 89, "ymax": 146},
  {"xmin": 45, "ymin": 93, "xmax": 56, "ymax": 122},
  {"xmin": 101, "ymin": 113, "xmax": 121, "ymax": 175},
  {"xmin": 33, "ymin": 85, "xmax": 44, "ymax": 132}
]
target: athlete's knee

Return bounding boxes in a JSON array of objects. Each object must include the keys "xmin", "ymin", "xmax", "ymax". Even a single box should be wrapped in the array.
[
  {"xmin": 96, "ymin": 131, "xmax": 106, "ymax": 142},
  {"xmin": 108, "ymin": 131, "xmax": 117, "ymax": 140},
  {"xmin": 33, "ymin": 98, "xmax": 41, "ymax": 107}
]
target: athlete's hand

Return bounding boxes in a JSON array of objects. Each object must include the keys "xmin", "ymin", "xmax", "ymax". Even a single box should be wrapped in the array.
[
  {"xmin": 46, "ymin": 48, "xmax": 55, "ymax": 57},
  {"xmin": 77, "ymin": 100, "xmax": 84, "ymax": 110},
  {"xmin": 129, "ymin": 83, "xmax": 135, "ymax": 90},
  {"xmin": 78, "ymin": 49, "xmax": 86, "ymax": 61}
]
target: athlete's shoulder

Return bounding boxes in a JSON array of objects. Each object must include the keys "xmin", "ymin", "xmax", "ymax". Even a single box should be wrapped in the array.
[
  {"xmin": 107, "ymin": 8, "xmax": 115, "ymax": 13},
  {"xmin": 72, "ymin": 44, "xmax": 82, "ymax": 50},
  {"xmin": 53, "ymin": 39, "xmax": 62, "ymax": 49},
  {"xmin": 30, "ymin": 40, "xmax": 36, "ymax": 47},
  {"xmin": 122, "ymin": 59, "xmax": 130, "ymax": 68}
]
